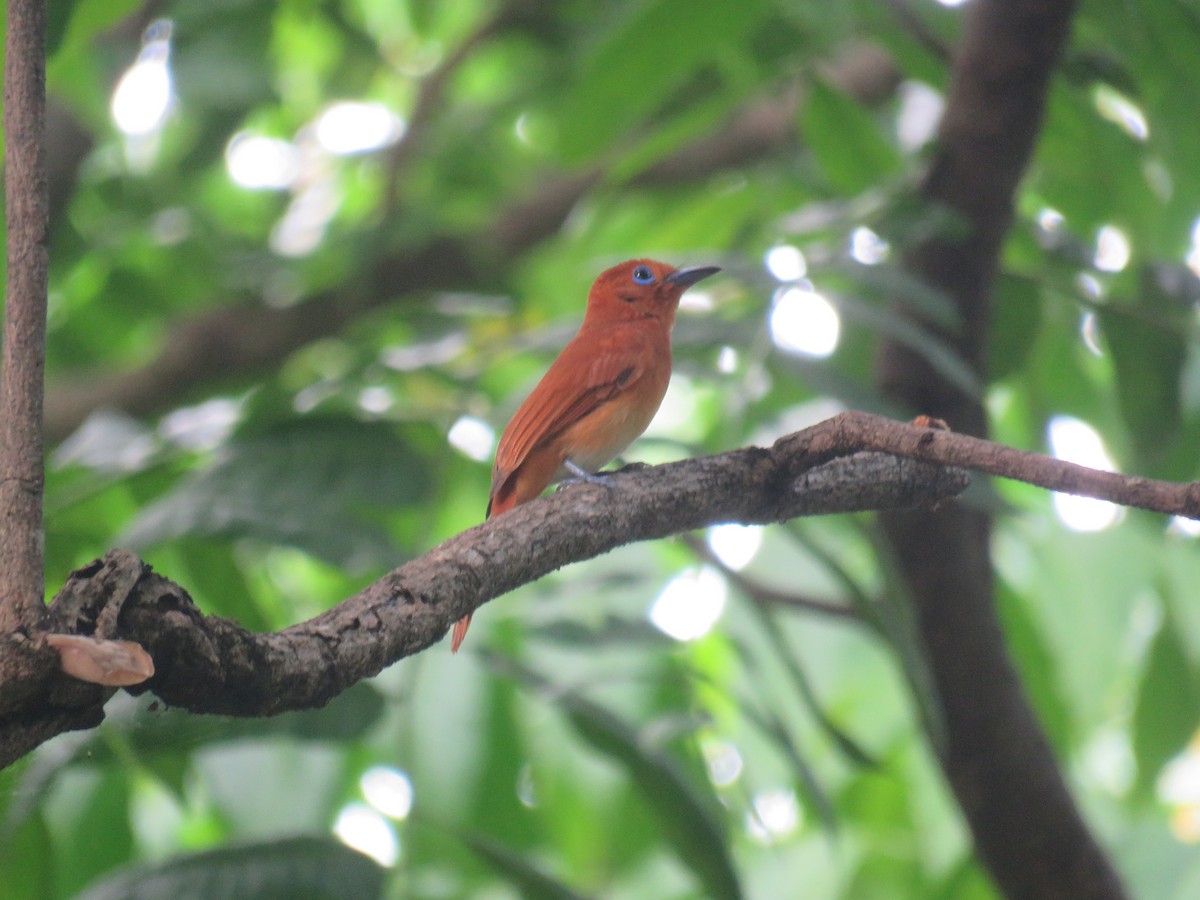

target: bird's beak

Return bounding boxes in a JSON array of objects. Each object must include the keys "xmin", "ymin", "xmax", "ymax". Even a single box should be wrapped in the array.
[{"xmin": 666, "ymin": 265, "xmax": 721, "ymax": 287}]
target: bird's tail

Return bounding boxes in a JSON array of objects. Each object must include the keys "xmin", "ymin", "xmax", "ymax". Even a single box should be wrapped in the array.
[
  {"xmin": 450, "ymin": 488, "xmax": 519, "ymax": 652},
  {"xmin": 450, "ymin": 613, "xmax": 472, "ymax": 653}
]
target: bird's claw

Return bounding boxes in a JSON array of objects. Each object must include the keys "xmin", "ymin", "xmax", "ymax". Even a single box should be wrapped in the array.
[{"xmin": 558, "ymin": 459, "xmax": 619, "ymax": 491}]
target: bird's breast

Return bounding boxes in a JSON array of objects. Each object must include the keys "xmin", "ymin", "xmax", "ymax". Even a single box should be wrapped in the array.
[{"xmin": 556, "ymin": 360, "xmax": 671, "ymax": 475}]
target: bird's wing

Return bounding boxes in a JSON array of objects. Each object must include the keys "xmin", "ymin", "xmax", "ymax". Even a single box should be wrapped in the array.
[{"xmin": 490, "ymin": 326, "xmax": 649, "ymax": 501}]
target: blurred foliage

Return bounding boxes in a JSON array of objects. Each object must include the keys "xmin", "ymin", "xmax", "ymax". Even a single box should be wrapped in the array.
[{"xmin": 6, "ymin": 0, "xmax": 1200, "ymax": 897}]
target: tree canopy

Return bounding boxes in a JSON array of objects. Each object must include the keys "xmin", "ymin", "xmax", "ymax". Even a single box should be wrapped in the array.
[{"xmin": 4, "ymin": 0, "xmax": 1200, "ymax": 897}]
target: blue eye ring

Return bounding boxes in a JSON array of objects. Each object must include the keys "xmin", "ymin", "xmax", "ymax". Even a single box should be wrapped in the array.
[{"xmin": 631, "ymin": 265, "xmax": 655, "ymax": 285}]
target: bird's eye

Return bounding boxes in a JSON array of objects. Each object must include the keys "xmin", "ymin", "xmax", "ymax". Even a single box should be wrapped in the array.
[{"xmin": 631, "ymin": 265, "xmax": 655, "ymax": 285}]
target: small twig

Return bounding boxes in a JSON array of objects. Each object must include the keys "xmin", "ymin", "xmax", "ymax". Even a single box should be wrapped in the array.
[{"xmin": 0, "ymin": 0, "xmax": 49, "ymax": 632}]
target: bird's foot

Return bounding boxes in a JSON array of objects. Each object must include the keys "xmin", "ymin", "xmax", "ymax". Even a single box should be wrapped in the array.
[{"xmin": 557, "ymin": 459, "xmax": 619, "ymax": 491}]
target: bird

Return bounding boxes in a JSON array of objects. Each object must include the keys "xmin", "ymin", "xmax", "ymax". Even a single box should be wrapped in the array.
[{"xmin": 451, "ymin": 258, "xmax": 720, "ymax": 652}]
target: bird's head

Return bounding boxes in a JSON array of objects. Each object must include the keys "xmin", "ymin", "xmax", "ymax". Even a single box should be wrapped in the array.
[{"xmin": 583, "ymin": 259, "xmax": 720, "ymax": 328}]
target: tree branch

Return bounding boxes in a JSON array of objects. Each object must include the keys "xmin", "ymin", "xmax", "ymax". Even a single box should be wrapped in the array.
[
  {"xmin": 2, "ymin": 418, "xmax": 973, "ymax": 768},
  {"xmin": 1, "ymin": 0, "xmax": 50, "ymax": 632},
  {"xmin": 5, "ymin": 412, "xmax": 1200, "ymax": 770}
]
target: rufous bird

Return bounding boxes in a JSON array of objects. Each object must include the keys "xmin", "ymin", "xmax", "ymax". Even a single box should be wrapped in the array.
[{"xmin": 451, "ymin": 258, "xmax": 720, "ymax": 652}]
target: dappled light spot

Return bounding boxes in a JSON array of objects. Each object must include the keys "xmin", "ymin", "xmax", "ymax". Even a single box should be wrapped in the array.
[
  {"xmin": 649, "ymin": 566, "xmax": 727, "ymax": 641},
  {"xmin": 361, "ymin": 766, "xmax": 414, "ymax": 820},
  {"xmin": 1186, "ymin": 217, "xmax": 1200, "ymax": 278},
  {"xmin": 764, "ymin": 245, "xmax": 807, "ymax": 282},
  {"xmin": 1094, "ymin": 224, "xmax": 1131, "ymax": 273},
  {"xmin": 517, "ymin": 763, "xmax": 537, "ymax": 808},
  {"xmin": 448, "ymin": 416, "xmax": 495, "ymax": 462},
  {"xmin": 271, "ymin": 180, "xmax": 341, "ymax": 257},
  {"xmin": 55, "ymin": 410, "xmax": 158, "ymax": 471},
  {"xmin": 716, "ymin": 346, "xmax": 738, "ymax": 374},
  {"xmin": 160, "ymin": 398, "xmax": 242, "ymax": 451},
  {"xmin": 1079, "ymin": 312, "xmax": 1103, "ymax": 357},
  {"xmin": 358, "ymin": 386, "xmax": 395, "ymax": 415},
  {"xmin": 701, "ymin": 739, "xmax": 744, "ymax": 788},
  {"xmin": 334, "ymin": 803, "xmax": 398, "ymax": 866},
  {"xmin": 1169, "ymin": 515, "xmax": 1200, "ymax": 538},
  {"xmin": 381, "ymin": 333, "xmax": 469, "ymax": 371},
  {"xmin": 770, "ymin": 287, "xmax": 840, "ymax": 358},
  {"xmin": 1038, "ymin": 207, "xmax": 1065, "ymax": 234},
  {"xmin": 1047, "ymin": 416, "xmax": 1122, "ymax": 531},
  {"xmin": 849, "ymin": 226, "xmax": 889, "ymax": 265},
  {"xmin": 707, "ymin": 523, "xmax": 763, "ymax": 571},
  {"xmin": 111, "ymin": 20, "xmax": 174, "ymax": 137},
  {"xmin": 1092, "ymin": 84, "xmax": 1150, "ymax": 141},
  {"xmin": 315, "ymin": 102, "xmax": 405, "ymax": 155},
  {"xmin": 745, "ymin": 788, "xmax": 801, "ymax": 844},
  {"xmin": 896, "ymin": 81, "xmax": 943, "ymax": 152},
  {"xmin": 1076, "ymin": 272, "xmax": 1102, "ymax": 300},
  {"xmin": 1081, "ymin": 728, "xmax": 1134, "ymax": 796},
  {"xmin": 226, "ymin": 134, "xmax": 301, "ymax": 190},
  {"xmin": 679, "ymin": 289, "xmax": 715, "ymax": 312}
]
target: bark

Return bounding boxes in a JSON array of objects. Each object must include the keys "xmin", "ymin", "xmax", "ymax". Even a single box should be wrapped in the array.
[
  {"xmin": 0, "ymin": 0, "xmax": 49, "ymax": 632},
  {"xmin": 875, "ymin": 0, "xmax": 1127, "ymax": 897},
  {"xmin": 4, "ymin": 412, "xmax": 1199, "ymax": 770}
]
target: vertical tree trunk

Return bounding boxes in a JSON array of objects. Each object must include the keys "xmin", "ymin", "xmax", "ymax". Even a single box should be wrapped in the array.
[
  {"xmin": 0, "ymin": 0, "xmax": 49, "ymax": 632},
  {"xmin": 877, "ymin": 0, "xmax": 1127, "ymax": 896}
]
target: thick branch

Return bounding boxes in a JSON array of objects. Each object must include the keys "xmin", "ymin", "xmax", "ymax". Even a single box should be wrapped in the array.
[
  {"xmin": 5, "ymin": 413, "xmax": 1200, "ymax": 769},
  {"xmin": 1, "ymin": 0, "xmax": 50, "ymax": 632},
  {"xmin": 1, "ymin": 425, "xmax": 970, "ymax": 768}
]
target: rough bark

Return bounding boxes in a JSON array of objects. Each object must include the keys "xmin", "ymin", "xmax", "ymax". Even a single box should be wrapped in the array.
[
  {"xmin": 0, "ymin": 0, "xmax": 49, "ymax": 632},
  {"xmin": 5, "ymin": 412, "xmax": 1199, "ymax": 770},
  {"xmin": 876, "ymin": 0, "xmax": 1127, "ymax": 897}
]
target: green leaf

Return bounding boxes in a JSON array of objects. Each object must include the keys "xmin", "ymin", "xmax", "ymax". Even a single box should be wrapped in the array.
[
  {"xmin": 990, "ymin": 275, "xmax": 1044, "ymax": 381},
  {"xmin": 497, "ymin": 657, "xmax": 741, "ymax": 900},
  {"xmin": 824, "ymin": 259, "xmax": 962, "ymax": 333},
  {"xmin": 555, "ymin": 0, "xmax": 766, "ymax": 163},
  {"xmin": 458, "ymin": 832, "xmax": 588, "ymax": 900},
  {"xmin": 1132, "ymin": 606, "xmax": 1200, "ymax": 798},
  {"xmin": 803, "ymin": 79, "xmax": 902, "ymax": 194},
  {"xmin": 838, "ymin": 294, "xmax": 982, "ymax": 399},
  {"xmin": 75, "ymin": 836, "xmax": 385, "ymax": 900},
  {"xmin": 1099, "ymin": 299, "xmax": 1187, "ymax": 472},
  {"xmin": 0, "ymin": 808, "xmax": 53, "ymax": 900},
  {"xmin": 994, "ymin": 580, "xmax": 1073, "ymax": 753},
  {"xmin": 738, "ymin": 700, "xmax": 838, "ymax": 834},
  {"xmin": 121, "ymin": 418, "xmax": 432, "ymax": 570},
  {"xmin": 48, "ymin": 0, "xmax": 145, "ymax": 59},
  {"xmin": 562, "ymin": 697, "xmax": 742, "ymax": 900},
  {"xmin": 47, "ymin": 766, "xmax": 134, "ymax": 898}
]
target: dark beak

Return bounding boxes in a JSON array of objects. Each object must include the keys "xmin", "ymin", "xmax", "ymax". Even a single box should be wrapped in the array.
[{"xmin": 666, "ymin": 265, "xmax": 721, "ymax": 287}]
